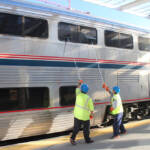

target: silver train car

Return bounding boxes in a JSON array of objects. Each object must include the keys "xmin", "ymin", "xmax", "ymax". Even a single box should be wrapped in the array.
[{"xmin": 0, "ymin": 0, "xmax": 150, "ymax": 141}]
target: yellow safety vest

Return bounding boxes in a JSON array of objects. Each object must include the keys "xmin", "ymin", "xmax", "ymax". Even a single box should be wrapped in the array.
[
  {"xmin": 111, "ymin": 93, "xmax": 123, "ymax": 115},
  {"xmin": 76, "ymin": 88, "xmax": 81, "ymax": 95},
  {"xmin": 74, "ymin": 88, "xmax": 94, "ymax": 121}
]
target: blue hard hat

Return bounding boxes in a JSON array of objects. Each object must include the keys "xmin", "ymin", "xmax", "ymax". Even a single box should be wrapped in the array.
[
  {"xmin": 113, "ymin": 86, "xmax": 120, "ymax": 93},
  {"xmin": 80, "ymin": 84, "xmax": 89, "ymax": 93}
]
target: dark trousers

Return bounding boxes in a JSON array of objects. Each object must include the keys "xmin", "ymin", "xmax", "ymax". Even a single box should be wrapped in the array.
[
  {"xmin": 113, "ymin": 112, "xmax": 126, "ymax": 136},
  {"xmin": 71, "ymin": 118, "xmax": 91, "ymax": 142}
]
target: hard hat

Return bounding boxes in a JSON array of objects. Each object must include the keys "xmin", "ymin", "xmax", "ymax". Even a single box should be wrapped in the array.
[
  {"xmin": 113, "ymin": 86, "xmax": 120, "ymax": 93},
  {"xmin": 80, "ymin": 84, "xmax": 89, "ymax": 93}
]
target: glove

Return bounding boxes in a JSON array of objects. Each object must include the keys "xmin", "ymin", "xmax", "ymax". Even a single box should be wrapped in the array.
[
  {"xmin": 90, "ymin": 111, "xmax": 94, "ymax": 120},
  {"xmin": 110, "ymin": 107, "xmax": 114, "ymax": 112},
  {"xmin": 78, "ymin": 80, "xmax": 83, "ymax": 84},
  {"xmin": 78, "ymin": 80, "xmax": 83, "ymax": 86},
  {"xmin": 106, "ymin": 87, "xmax": 109, "ymax": 92},
  {"xmin": 90, "ymin": 115, "xmax": 93, "ymax": 120},
  {"xmin": 102, "ymin": 83, "xmax": 109, "ymax": 91},
  {"xmin": 102, "ymin": 83, "xmax": 107, "ymax": 88}
]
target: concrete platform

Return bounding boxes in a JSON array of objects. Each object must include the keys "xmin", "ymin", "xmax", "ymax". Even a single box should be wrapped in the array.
[{"xmin": 1, "ymin": 119, "xmax": 150, "ymax": 150}]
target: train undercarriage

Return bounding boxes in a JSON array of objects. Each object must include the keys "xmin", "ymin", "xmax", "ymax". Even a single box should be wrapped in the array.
[{"xmin": 102, "ymin": 101, "xmax": 150, "ymax": 127}]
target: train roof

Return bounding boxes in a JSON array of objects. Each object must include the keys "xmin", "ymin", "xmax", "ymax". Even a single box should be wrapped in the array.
[{"xmin": 0, "ymin": 0, "xmax": 150, "ymax": 34}]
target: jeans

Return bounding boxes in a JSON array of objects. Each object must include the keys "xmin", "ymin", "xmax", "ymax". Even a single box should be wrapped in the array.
[{"xmin": 113, "ymin": 112, "xmax": 126, "ymax": 136}]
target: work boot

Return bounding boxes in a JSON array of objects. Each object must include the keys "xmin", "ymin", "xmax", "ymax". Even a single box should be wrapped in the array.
[
  {"xmin": 70, "ymin": 138, "xmax": 76, "ymax": 145},
  {"xmin": 120, "ymin": 131, "xmax": 127, "ymax": 135},
  {"xmin": 111, "ymin": 135, "xmax": 120, "ymax": 139},
  {"xmin": 86, "ymin": 139, "xmax": 94, "ymax": 144}
]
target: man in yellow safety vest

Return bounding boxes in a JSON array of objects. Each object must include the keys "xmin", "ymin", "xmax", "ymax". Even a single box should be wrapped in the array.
[
  {"xmin": 70, "ymin": 80, "xmax": 94, "ymax": 145},
  {"xmin": 102, "ymin": 83, "xmax": 127, "ymax": 139}
]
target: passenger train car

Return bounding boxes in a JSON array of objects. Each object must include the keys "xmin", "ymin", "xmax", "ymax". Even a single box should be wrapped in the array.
[{"xmin": 0, "ymin": 0, "xmax": 150, "ymax": 141}]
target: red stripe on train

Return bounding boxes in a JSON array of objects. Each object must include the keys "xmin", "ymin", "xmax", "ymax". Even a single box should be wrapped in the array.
[
  {"xmin": 0, "ymin": 97, "xmax": 149, "ymax": 114},
  {"xmin": 0, "ymin": 53, "xmax": 149, "ymax": 65}
]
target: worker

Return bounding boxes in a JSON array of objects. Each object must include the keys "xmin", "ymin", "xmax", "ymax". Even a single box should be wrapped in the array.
[
  {"xmin": 102, "ymin": 83, "xmax": 127, "ymax": 139},
  {"xmin": 70, "ymin": 80, "xmax": 94, "ymax": 145}
]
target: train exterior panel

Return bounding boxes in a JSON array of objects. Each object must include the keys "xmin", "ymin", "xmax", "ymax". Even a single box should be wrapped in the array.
[{"xmin": 0, "ymin": 0, "xmax": 150, "ymax": 141}]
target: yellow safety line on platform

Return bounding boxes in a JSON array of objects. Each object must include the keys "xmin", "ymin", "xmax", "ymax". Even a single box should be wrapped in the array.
[{"xmin": 0, "ymin": 119, "xmax": 150, "ymax": 150}]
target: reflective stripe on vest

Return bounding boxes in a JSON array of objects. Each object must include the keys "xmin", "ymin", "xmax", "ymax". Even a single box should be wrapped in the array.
[{"xmin": 75, "ymin": 97, "xmax": 91, "ymax": 111}]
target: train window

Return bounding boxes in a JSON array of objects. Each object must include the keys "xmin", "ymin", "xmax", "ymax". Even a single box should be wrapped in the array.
[
  {"xmin": 58, "ymin": 22, "xmax": 78, "ymax": 42},
  {"xmin": 105, "ymin": 30, "xmax": 119, "ymax": 47},
  {"xmin": 26, "ymin": 87, "xmax": 49, "ymax": 109},
  {"xmin": 105, "ymin": 30, "xmax": 133, "ymax": 49},
  {"xmin": 0, "ymin": 87, "xmax": 49, "ymax": 112},
  {"xmin": 79, "ymin": 26, "xmax": 97, "ymax": 44},
  {"xmin": 0, "ymin": 12, "xmax": 48, "ymax": 38},
  {"xmin": 59, "ymin": 86, "xmax": 76, "ymax": 106},
  {"xmin": 119, "ymin": 33, "xmax": 133, "ymax": 49},
  {"xmin": 58, "ymin": 22, "xmax": 97, "ymax": 44},
  {"xmin": 0, "ymin": 12, "xmax": 22, "ymax": 36},
  {"xmin": 138, "ymin": 36, "xmax": 150, "ymax": 51},
  {"xmin": 24, "ymin": 16, "xmax": 48, "ymax": 38}
]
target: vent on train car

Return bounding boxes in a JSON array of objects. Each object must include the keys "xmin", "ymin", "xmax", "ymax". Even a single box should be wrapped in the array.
[{"xmin": 117, "ymin": 71, "xmax": 139, "ymax": 83}]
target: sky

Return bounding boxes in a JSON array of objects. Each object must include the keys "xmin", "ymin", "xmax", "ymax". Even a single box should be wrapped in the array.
[{"xmin": 23, "ymin": 0, "xmax": 150, "ymax": 30}]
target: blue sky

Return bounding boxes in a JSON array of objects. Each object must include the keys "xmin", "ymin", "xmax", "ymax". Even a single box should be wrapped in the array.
[{"xmin": 27, "ymin": 0, "xmax": 150, "ymax": 30}]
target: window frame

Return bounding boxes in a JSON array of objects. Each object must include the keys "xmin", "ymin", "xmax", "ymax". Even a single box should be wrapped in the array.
[
  {"xmin": 58, "ymin": 22, "xmax": 97, "ymax": 45},
  {"xmin": 0, "ymin": 11, "xmax": 49, "ymax": 39},
  {"xmin": 104, "ymin": 30, "xmax": 133, "ymax": 50},
  {"xmin": 138, "ymin": 36, "xmax": 150, "ymax": 52},
  {"xmin": 0, "ymin": 87, "xmax": 50, "ymax": 112},
  {"xmin": 59, "ymin": 86, "xmax": 76, "ymax": 106}
]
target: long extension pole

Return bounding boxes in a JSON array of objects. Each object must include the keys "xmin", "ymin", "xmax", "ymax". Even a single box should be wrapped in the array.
[
  {"xmin": 72, "ymin": 50, "xmax": 81, "ymax": 80},
  {"xmin": 93, "ymin": 44, "xmax": 109, "ymax": 98},
  {"xmin": 63, "ymin": 38, "xmax": 81, "ymax": 81},
  {"xmin": 95, "ymin": 49, "xmax": 105, "ymax": 84}
]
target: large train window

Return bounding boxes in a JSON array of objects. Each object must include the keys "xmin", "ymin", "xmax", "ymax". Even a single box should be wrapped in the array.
[
  {"xmin": 59, "ymin": 86, "xmax": 76, "ymax": 106},
  {"xmin": 23, "ymin": 16, "xmax": 48, "ymax": 38},
  {"xmin": 138, "ymin": 36, "xmax": 150, "ymax": 51},
  {"xmin": 58, "ymin": 22, "xmax": 97, "ymax": 44},
  {"xmin": 58, "ymin": 22, "xmax": 78, "ymax": 42},
  {"xmin": 105, "ymin": 30, "xmax": 133, "ymax": 49},
  {"xmin": 0, "ymin": 12, "xmax": 48, "ymax": 38},
  {"xmin": 0, "ymin": 13, "xmax": 22, "ymax": 36},
  {"xmin": 79, "ymin": 26, "xmax": 97, "ymax": 44},
  {"xmin": 0, "ymin": 87, "xmax": 49, "ymax": 112}
]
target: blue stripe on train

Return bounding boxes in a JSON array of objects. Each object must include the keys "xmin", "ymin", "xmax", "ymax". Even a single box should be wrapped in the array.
[{"xmin": 0, "ymin": 59, "xmax": 148, "ymax": 70}]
